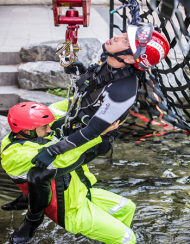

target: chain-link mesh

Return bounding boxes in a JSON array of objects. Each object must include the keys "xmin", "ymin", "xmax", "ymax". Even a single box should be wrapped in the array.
[
  {"xmin": 139, "ymin": 0, "xmax": 190, "ymax": 131},
  {"xmin": 111, "ymin": 0, "xmax": 190, "ymax": 132}
]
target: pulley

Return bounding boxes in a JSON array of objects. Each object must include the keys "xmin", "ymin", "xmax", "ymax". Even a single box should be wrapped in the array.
[{"xmin": 52, "ymin": 0, "xmax": 91, "ymax": 67}]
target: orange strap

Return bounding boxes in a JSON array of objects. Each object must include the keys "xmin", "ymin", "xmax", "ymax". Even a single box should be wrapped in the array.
[
  {"xmin": 135, "ymin": 130, "xmax": 168, "ymax": 143},
  {"xmin": 129, "ymin": 110, "xmax": 174, "ymax": 129},
  {"xmin": 129, "ymin": 110, "xmax": 190, "ymax": 143}
]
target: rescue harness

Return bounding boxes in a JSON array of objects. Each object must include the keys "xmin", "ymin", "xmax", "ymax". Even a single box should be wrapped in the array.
[{"xmin": 59, "ymin": 59, "xmax": 142, "ymax": 139}]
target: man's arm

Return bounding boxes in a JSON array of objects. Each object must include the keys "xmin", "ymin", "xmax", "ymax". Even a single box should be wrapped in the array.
[{"xmin": 32, "ymin": 121, "xmax": 119, "ymax": 169}]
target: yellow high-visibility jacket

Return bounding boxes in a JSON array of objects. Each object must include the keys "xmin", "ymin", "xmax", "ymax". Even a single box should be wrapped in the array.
[{"xmin": 1, "ymin": 99, "xmax": 102, "ymax": 216}]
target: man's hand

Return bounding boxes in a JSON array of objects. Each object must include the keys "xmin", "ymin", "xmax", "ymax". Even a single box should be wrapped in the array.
[
  {"xmin": 64, "ymin": 61, "xmax": 87, "ymax": 75},
  {"xmin": 100, "ymin": 120, "xmax": 120, "ymax": 135},
  {"xmin": 31, "ymin": 147, "xmax": 56, "ymax": 169}
]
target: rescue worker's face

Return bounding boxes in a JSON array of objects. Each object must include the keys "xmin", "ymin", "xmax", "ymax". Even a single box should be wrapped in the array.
[
  {"xmin": 105, "ymin": 33, "xmax": 131, "ymax": 54},
  {"xmin": 105, "ymin": 33, "xmax": 135, "ymax": 67},
  {"xmin": 36, "ymin": 124, "xmax": 52, "ymax": 137}
]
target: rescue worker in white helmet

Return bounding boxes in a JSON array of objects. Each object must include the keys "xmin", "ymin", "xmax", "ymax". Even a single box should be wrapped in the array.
[{"xmin": 1, "ymin": 22, "xmax": 170, "ymax": 244}]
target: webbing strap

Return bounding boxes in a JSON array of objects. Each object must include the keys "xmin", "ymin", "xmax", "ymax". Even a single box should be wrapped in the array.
[
  {"xmin": 76, "ymin": 63, "xmax": 102, "ymax": 92},
  {"xmin": 75, "ymin": 166, "xmax": 92, "ymax": 200},
  {"xmin": 2, "ymin": 139, "xmax": 26, "ymax": 152},
  {"xmin": 93, "ymin": 67, "xmax": 134, "ymax": 89},
  {"xmin": 55, "ymin": 176, "xmax": 65, "ymax": 228},
  {"xmin": 2, "ymin": 136, "xmax": 50, "ymax": 153},
  {"xmin": 77, "ymin": 61, "xmax": 138, "ymax": 93},
  {"xmin": 129, "ymin": 110, "xmax": 190, "ymax": 143}
]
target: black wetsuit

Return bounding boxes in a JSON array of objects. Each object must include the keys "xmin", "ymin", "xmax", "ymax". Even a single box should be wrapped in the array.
[
  {"xmin": 28, "ymin": 61, "xmax": 140, "ymax": 217},
  {"xmin": 51, "ymin": 62, "xmax": 139, "ymax": 154}
]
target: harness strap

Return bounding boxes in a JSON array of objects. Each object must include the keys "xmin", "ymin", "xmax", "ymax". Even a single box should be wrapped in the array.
[
  {"xmin": 2, "ymin": 132, "xmax": 50, "ymax": 153},
  {"xmin": 76, "ymin": 61, "xmax": 108, "ymax": 92},
  {"xmin": 109, "ymin": 137, "xmax": 114, "ymax": 168},
  {"xmin": 92, "ymin": 66, "xmax": 135, "ymax": 90},
  {"xmin": 55, "ymin": 176, "xmax": 65, "ymax": 228},
  {"xmin": 3, "ymin": 139, "xmax": 27, "ymax": 152},
  {"xmin": 75, "ymin": 166, "xmax": 92, "ymax": 201},
  {"xmin": 76, "ymin": 64, "xmax": 100, "ymax": 92}
]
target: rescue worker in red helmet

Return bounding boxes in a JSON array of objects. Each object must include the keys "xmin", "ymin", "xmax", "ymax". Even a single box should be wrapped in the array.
[
  {"xmin": 102, "ymin": 22, "xmax": 170, "ymax": 70},
  {"xmin": 1, "ymin": 22, "xmax": 170, "ymax": 244},
  {"xmin": 1, "ymin": 101, "xmax": 136, "ymax": 244},
  {"xmin": 8, "ymin": 102, "xmax": 55, "ymax": 138}
]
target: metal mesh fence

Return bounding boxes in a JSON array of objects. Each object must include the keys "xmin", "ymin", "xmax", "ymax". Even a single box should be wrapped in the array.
[{"xmin": 110, "ymin": 0, "xmax": 190, "ymax": 132}]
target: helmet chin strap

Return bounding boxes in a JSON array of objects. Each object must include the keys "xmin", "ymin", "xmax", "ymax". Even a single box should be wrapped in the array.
[
  {"xmin": 102, "ymin": 43, "xmax": 133, "ymax": 67},
  {"xmin": 18, "ymin": 129, "xmax": 37, "ymax": 139}
]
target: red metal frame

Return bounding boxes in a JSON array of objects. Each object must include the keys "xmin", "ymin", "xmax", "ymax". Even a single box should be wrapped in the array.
[
  {"xmin": 53, "ymin": 0, "xmax": 90, "ymax": 26},
  {"xmin": 65, "ymin": 25, "xmax": 80, "ymax": 44},
  {"xmin": 52, "ymin": 0, "xmax": 91, "ymax": 27},
  {"xmin": 52, "ymin": 0, "xmax": 91, "ymax": 44},
  {"xmin": 52, "ymin": 0, "xmax": 91, "ymax": 62}
]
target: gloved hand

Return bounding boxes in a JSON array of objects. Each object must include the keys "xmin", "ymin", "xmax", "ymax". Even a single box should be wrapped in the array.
[
  {"xmin": 64, "ymin": 61, "xmax": 87, "ymax": 75},
  {"xmin": 31, "ymin": 147, "xmax": 56, "ymax": 169}
]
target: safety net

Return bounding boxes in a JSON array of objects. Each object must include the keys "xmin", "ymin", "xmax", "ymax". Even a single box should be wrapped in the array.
[{"xmin": 111, "ymin": 0, "xmax": 190, "ymax": 134}]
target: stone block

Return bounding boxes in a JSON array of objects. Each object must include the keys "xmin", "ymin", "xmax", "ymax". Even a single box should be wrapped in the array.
[
  {"xmin": 0, "ymin": 47, "xmax": 21, "ymax": 65},
  {"xmin": 0, "ymin": 65, "xmax": 19, "ymax": 86},
  {"xmin": 19, "ymin": 90, "xmax": 65, "ymax": 107},
  {"xmin": 0, "ymin": 86, "xmax": 26, "ymax": 111},
  {"xmin": 0, "ymin": 115, "xmax": 10, "ymax": 143},
  {"xmin": 18, "ymin": 61, "xmax": 70, "ymax": 90},
  {"xmin": 20, "ymin": 38, "xmax": 102, "ymax": 65},
  {"xmin": 20, "ymin": 42, "xmax": 59, "ymax": 63}
]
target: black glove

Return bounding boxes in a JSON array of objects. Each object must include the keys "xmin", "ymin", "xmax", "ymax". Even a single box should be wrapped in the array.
[
  {"xmin": 64, "ymin": 61, "xmax": 87, "ymax": 75},
  {"xmin": 31, "ymin": 147, "xmax": 56, "ymax": 169}
]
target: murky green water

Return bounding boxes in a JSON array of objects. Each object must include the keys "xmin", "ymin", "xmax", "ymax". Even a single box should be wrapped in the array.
[{"xmin": 1, "ymin": 118, "xmax": 190, "ymax": 244}]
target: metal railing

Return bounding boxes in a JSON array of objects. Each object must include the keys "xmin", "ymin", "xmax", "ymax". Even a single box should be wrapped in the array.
[{"xmin": 109, "ymin": 0, "xmax": 127, "ymax": 38}]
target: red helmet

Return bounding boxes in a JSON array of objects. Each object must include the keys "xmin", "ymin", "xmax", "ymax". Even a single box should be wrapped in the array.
[
  {"xmin": 127, "ymin": 23, "xmax": 170, "ymax": 70},
  {"xmin": 8, "ymin": 102, "xmax": 55, "ymax": 133}
]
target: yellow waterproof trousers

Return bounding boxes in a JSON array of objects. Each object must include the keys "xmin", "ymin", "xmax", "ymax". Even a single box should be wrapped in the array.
[{"xmin": 65, "ymin": 188, "xmax": 136, "ymax": 244}]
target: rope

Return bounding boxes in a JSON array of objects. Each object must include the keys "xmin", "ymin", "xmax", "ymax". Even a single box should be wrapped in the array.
[
  {"xmin": 128, "ymin": 0, "xmax": 141, "ymax": 24},
  {"xmin": 110, "ymin": 0, "xmax": 141, "ymax": 25},
  {"xmin": 56, "ymin": 42, "xmax": 82, "ymax": 68}
]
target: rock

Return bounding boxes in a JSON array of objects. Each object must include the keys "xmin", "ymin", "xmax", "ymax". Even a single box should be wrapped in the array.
[
  {"xmin": 162, "ymin": 141, "xmax": 182, "ymax": 148},
  {"xmin": 20, "ymin": 38, "xmax": 103, "ymax": 65},
  {"xmin": 0, "ymin": 115, "xmax": 10, "ymax": 142},
  {"xmin": 19, "ymin": 90, "xmax": 65, "ymax": 107},
  {"xmin": 78, "ymin": 38, "xmax": 103, "ymax": 65},
  {"xmin": 18, "ymin": 61, "xmax": 70, "ymax": 90},
  {"xmin": 162, "ymin": 169, "xmax": 178, "ymax": 178},
  {"xmin": 18, "ymin": 38, "xmax": 103, "ymax": 91},
  {"xmin": 20, "ymin": 42, "xmax": 59, "ymax": 63}
]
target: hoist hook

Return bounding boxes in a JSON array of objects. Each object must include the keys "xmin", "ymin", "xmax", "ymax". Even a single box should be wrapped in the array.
[{"xmin": 52, "ymin": 0, "xmax": 91, "ymax": 67}]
